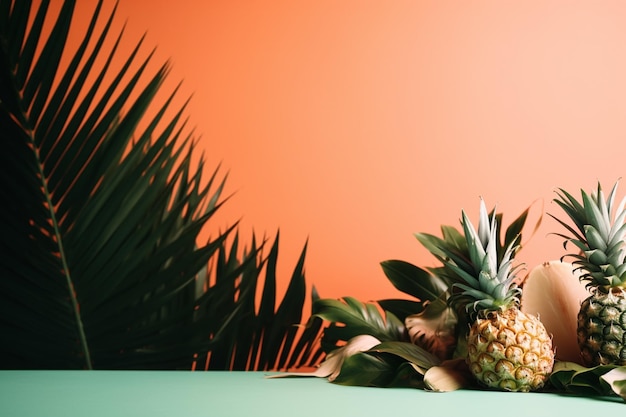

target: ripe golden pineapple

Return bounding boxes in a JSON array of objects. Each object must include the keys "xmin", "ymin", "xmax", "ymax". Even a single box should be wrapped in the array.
[
  {"xmin": 467, "ymin": 308, "xmax": 554, "ymax": 391},
  {"xmin": 433, "ymin": 199, "xmax": 554, "ymax": 391},
  {"xmin": 552, "ymin": 181, "xmax": 626, "ymax": 366}
]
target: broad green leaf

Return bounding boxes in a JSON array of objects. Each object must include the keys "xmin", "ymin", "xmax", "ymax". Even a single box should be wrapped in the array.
[
  {"xmin": 440, "ymin": 225, "xmax": 467, "ymax": 251},
  {"xmin": 386, "ymin": 362, "xmax": 427, "ymax": 388},
  {"xmin": 369, "ymin": 340, "xmax": 440, "ymax": 372},
  {"xmin": 380, "ymin": 259, "xmax": 448, "ymax": 301},
  {"xmin": 331, "ymin": 352, "xmax": 393, "ymax": 386},
  {"xmin": 333, "ymin": 353, "xmax": 423, "ymax": 388},
  {"xmin": 414, "ymin": 232, "xmax": 450, "ymax": 261},
  {"xmin": 312, "ymin": 297, "xmax": 405, "ymax": 349},
  {"xmin": 376, "ymin": 298, "xmax": 424, "ymax": 322},
  {"xmin": 549, "ymin": 361, "xmax": 620, "ymax": 396}
]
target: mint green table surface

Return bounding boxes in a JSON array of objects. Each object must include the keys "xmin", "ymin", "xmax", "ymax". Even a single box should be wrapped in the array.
[{"xmin": 1, "ymin": 370, "xmax": 623, "ymax": 417}]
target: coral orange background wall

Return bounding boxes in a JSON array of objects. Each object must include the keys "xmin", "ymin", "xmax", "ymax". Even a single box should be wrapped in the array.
[{"xmin": 66, "ymin": 1, "xmax": 626, "ymax": 302}]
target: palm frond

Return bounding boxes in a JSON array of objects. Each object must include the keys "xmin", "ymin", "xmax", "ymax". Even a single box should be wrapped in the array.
[
  {"xmin": 195, "ymin": 232, "xmax": 325, "ymax": 371},
  {"xmin": 0, "ymin": 0, "xmax": 320, "ymax": 371}
]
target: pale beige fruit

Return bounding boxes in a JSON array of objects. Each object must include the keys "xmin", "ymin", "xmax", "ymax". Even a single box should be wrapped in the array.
[{"xmin": 521, "ymin": 261, "xmax": 587, "ymax": 363}]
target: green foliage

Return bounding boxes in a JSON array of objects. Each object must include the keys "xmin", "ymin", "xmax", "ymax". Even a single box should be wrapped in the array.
[
  {"xmin": 377, "ymin": 259, "xmax": 451, "ymax": 352},
  {"xmin": 308, "ymin": 203, "xmax": 538, "ymax": 388},
  {"xmin": 198, "ymin": 233, "xmax": 324, "ymax": 371},
  {"xmin": 370, "ymin": 341, "xmax": 440, "ymax": 371},
  {"xmin": 416, "ymin": 206, "xmax": 535, "ymax": 286},
  {"xmin": 549, "ymin": 362, "xmax": 626, "ymax": 400},
  {"xmin": 311, "ymin": 297, "xmax": 405, "ymax": 353},
  {"xmin": 551, "ymin": 181, "xmax": 626, "ymax": 290},
  {"xmin": 379, "ymin": 260, "xmax": 448, "ymax": 307},
  {"xmin": 0, "ymin": 0, "xmax": 320, "ymax": 371},
  {"xmin": 332, "ymin": 351, "xmax": 425, "ymax": 388},
  {"xmin": 415, "ymin": 205, "xmax": 536, "ymax": 321},
  {"xmin": 322, "ymin": 340, "xmax": 441, "ymax": 389}
]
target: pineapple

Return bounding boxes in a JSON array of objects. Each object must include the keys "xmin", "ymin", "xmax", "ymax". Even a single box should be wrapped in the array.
[
  {"xmin": 432, "ymin": 199, "xmax": 554, "ymax": 391},
  {"xmin": 552, "ymin": 181, "xmax": 626, "ymax": 366}
]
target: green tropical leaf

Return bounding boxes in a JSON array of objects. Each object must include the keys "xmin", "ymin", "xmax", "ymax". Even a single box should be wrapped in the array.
[
  {"xmin": 0, "ymin": 0, "xmax": 320, "ymax": 371},
  {"xmin": 369, "ymin": 340, "xmax": 440, "ymax": 372},
  {"xmin": 2, "ymin": 0, "xmax": 211, "ymax": 369},
  {"xmin": 548, "ymin": 361, "xmax": 624, "ymax": 397},
  {"xmin": 332, "ymin": 351, "xmax": 423, "ymax": 388},
  {"xmin": 376, "ymin": 298, "xmax": 424, "ymax": 322},
  {"xmin": 280, "ymin": 285, "xmax": 326, "ymax": 369},
  {"xmin": 440, "ymin": 225, "xmax": 467, "ymax": 250},
  {"xmin": 312, "ymin": 297, "xmax": 405, "ymax": 352},
  {"xmin": 193, "ymin": 233, "xmax": 322, "ymax": 371},
  {"xmin": 380, "ymin": 259, "xmax": 448, "ymax": 302},
  {"xmin": 414, "ymin": 232, "xmax": 453, "ymax": 263},
  {"xmin": 258, "ymin": 235, "xmax": 309, "ymax": 370}
]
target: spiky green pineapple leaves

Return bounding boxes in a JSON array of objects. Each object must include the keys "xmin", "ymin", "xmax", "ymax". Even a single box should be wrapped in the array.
[
  {"xmin": 447, "ymin": 201, "xmax": 524, "ymax": 314},
  {"xmin": 416, "ymin": 201, "xmax": 535, "ymax": 324},
  {"xmin": 416, "ymin": 203, "xmax": 536, "ymax": 278},
  {"xmin": 551, "ymin": 181, "xmax": 626, "ymax": 290}
]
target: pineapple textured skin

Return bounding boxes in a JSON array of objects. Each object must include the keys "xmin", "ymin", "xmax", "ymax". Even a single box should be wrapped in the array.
[
  {"xmin": 467, "ymin": 308, "xmax": 554, "ymax": 392},
  {"xmin": 578, "ymin": 290, "xmax": 626, "ymax": 366}
]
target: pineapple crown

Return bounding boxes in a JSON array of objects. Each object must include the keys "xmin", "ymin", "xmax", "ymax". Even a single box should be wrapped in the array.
[
  {"xmin": 436, "ymin": 199, "xmax": 524, "ymax": 316},
  {"xmin": 552, "ymin": 181, "xmax": 626, "ymax": 292}
]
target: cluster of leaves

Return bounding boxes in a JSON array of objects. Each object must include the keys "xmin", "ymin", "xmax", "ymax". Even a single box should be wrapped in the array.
[
  {"xmin": 196, "ymin": 233, "xmax": 324, "ymax": 371},
  {"xmin": 308, "ymin": 206, "xmax": 532, "ymax": 390},
  {"xmin": 307, "ymin": 201, "xmax": 626, "ymax": 400},
  {"xmin": 309, "ymin": 297, "xmax": 449, "ymax": 389},
  {"xmin": 550, "ymin": 362, "xmax": 626, "ymax": 400},
  {"xmin": 0, "ymin": 0, "xmax": 322, "ymax": 370}
]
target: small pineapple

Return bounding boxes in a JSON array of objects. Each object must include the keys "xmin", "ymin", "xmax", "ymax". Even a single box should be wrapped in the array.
[
  {"xmin": 552, "ymin": 181, "xmax": 626, "ymax": 366},
  {"xmin": 432, "ymin": 199, "xmax": 554, "ymax": 391}
]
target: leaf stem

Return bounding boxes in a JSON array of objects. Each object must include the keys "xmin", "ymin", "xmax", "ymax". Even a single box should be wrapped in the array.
[{"xmin": 33, "ymin": 140, "xmax": 93, "ymax": 370}]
